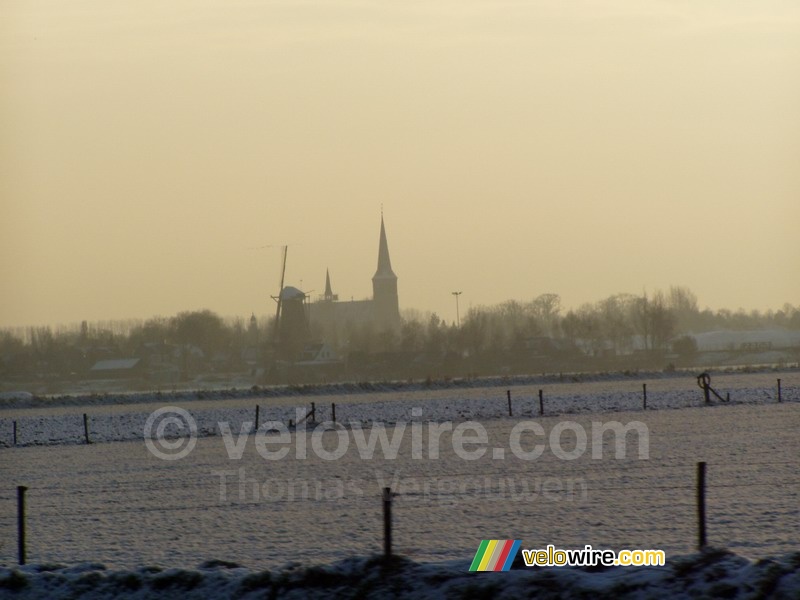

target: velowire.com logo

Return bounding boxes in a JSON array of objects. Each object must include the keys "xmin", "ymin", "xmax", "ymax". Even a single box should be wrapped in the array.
[{"xmin": 469, "ymin": 540, "xmax": 521, "ymax": 572}]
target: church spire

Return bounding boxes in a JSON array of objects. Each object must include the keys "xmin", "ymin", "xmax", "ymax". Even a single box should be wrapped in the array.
[
  {"xmin": 374, "ymin": 214, "xmax": 396, "ymax": 279},
  {"xmin": 372, "ymin": 213, "xmax": 400, "ymax": 329},
  {"xmin": 324, "ymin": 268, "xmax": 334, "ymax": 301}
]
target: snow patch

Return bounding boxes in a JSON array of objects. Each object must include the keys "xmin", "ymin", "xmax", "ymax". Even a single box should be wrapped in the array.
[{"xmin": 1, "ymin": 549, "xmax": 798, "ymax": 599}]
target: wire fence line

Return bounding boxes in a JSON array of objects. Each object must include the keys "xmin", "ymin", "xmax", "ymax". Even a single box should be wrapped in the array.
[
  {"xmin": 1, "ymin": 455, "xmax": 795, "ymax": 502},
  {"xmin": 0, "ymin": 379, "xmax": 796, "ymax": 448},
  {"xmin": 0, "ymin": 458, "xmax": 791, "ymax": 510},
  {"xmin": 2, "ymin": 376, "xmax": 797, "ymax": 567},
  {"xmin": 2, "ymin": 454, "xmax": 796, "ymax": 567}
]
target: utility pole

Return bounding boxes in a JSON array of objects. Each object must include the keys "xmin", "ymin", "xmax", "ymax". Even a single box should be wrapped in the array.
[{"xmin": 452, "ymin": 291, "xmax": 462, "ymax": 327}]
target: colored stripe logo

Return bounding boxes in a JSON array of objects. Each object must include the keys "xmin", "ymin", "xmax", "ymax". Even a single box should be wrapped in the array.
[{"xmin": 469, "ymin": 540, "xmax": 521, "ymax": 571}]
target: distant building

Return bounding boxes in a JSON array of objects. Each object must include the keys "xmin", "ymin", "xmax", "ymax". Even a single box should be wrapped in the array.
[
  {"xmin": 370, "ymin": 215, "xmax": 401, "ymax": 329},
  {"xmin": 272, "ymin": 215, "xmax": 401, "ymax": 364},
  {"xmin": 276, "ymin": 286, "xmax": 312, "ymax": 361},
  {"xmin": 89, "ymin": 358, "xmax": 143, "ymax": 379},
  {"xmin": 308, "ymin": 214, "xmax": 401, "ymax": 333},
  {"xmin": 241, "ymin": 314, "xmax": 261, "ymax": 367},
  {"xmin": 684, "ymin": 330, "xmax": 800, "ymax": 352}
]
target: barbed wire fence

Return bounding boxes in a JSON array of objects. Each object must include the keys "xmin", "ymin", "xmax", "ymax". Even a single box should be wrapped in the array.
[
  {"xmin": 0, "ymin": 378, "xmax": 796, "ymax": 447},
  {"xmin": 1, "ymin": 376, "xmax": 797, "ymax": 568},
  {"xmin": 1, "ymin": 454, "xmax": 797, "ymax": 568}
]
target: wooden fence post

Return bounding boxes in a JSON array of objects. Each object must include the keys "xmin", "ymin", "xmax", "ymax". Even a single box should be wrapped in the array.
[
  {"xmin": 83, "ymin": 413, "xmax": 91, "ymax": 444},
  {"xmin": 255, "ymin": 405, "xmax": 260, "ymax": 431},
  {"xmin": 700, "ymin": 374, "xmax": 711, "ymax": 405},
  {"xmin": 538, "ymin": 389, "xmax": 544, "ymax": 416},
  {"xmin": 17, "ymin": 486, "xmax": 27, "ymax": 565},
  {"xmin": 331, "ymin": 403, "xmax": 336, "ymax": 423},
  {"xmin": 506, "ymin": 390, "xmax": 512, "ymax": 417},
  {"xmin": 13, "ymin": 420, "xmax": 17, "ymax": 446},
  {"xmin": 777, "ymin": 379, "xmax": 782, "ymax": 403},
  {"xmin": 642, "ymin": 383, "xmax": 647, "ymax": 410},
  {"xmin": 311, "ymin": 402, "xmax": 316, "ymax": 423},
  {"xmin": 383, "ymin": 487, "xmax": 393, "ymax": 560},
  {"xmin": 697, "ymin": 462, "xmax": 707, "ymax": 550}
]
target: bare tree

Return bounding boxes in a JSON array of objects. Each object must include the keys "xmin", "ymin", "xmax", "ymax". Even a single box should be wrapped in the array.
[{"xmin": 530, "ymin": 293, "xmax": 561, "ymax": 336}]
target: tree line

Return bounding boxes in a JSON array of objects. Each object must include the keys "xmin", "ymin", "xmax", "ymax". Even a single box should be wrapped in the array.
[{"xmin": 1, "ymin": 286, "xmax": 798, "ymax": 382}]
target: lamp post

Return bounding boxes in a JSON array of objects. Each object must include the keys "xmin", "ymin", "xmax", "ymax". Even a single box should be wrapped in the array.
[{"xmin": 452, "ymin": 291, "xmax": 462, "ymax": 327}]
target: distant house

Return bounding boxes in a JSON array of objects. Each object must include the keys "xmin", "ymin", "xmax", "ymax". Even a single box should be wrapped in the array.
[
  {"xmin": 686, "ymin": 330, "xmax": 800, "ymax": 352},
  {"xmin": 666, "ymin": 329, "xmax": 800, "ymax": 367},
  {"xmin": 297, "ymin": 342, "xmax": 339, "ymax": 364},
  {"xmin": 290, "ymin": 342, "xmax": 343, "ymax": 381},
  {"xmin": 88, "ymin": 358, "xmax": 144, "ymax": 379}
]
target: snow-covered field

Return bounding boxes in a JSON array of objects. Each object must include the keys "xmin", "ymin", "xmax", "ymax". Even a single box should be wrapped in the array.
[
  {"xmin": 2, "ymin": 549, "xmax": 799, "ymax": 599},
  {"xmin": 1, "ymin": 372, "xmax": 798, "ymax": 598},
  {"xmin": 0, "ymin": 371, "xmax": 796, "ymax": 447}
]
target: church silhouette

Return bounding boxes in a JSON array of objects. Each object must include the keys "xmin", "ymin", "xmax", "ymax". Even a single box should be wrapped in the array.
[{"xmin": 274, "ymin": 215, "xmax": 401, "ymax": 366}]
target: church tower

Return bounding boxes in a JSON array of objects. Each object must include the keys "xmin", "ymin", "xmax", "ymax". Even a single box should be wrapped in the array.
[{"xmin": 371, "ymin": 214, "xmax": 400, "ymax": 330}]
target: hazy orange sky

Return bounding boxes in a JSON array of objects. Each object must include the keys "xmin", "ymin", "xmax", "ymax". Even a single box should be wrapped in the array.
[{"xmin": 2, "ymin": 1, "xmax": 799, "ymax": 328}]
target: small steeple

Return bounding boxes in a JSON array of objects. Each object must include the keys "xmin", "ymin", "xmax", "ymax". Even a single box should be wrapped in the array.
[{"xmin": 324, "ymin": 268, "xmax": 337, "ymax": 301}]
